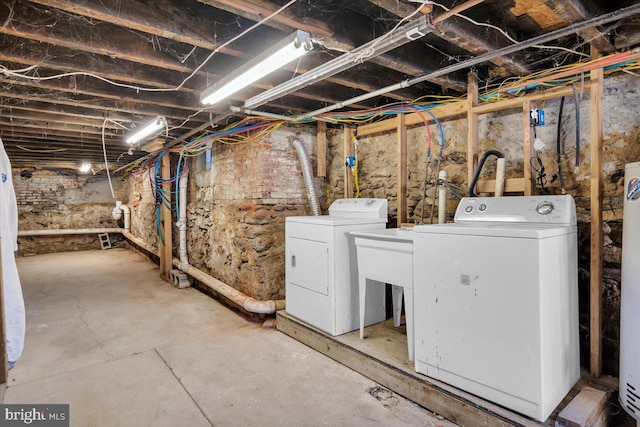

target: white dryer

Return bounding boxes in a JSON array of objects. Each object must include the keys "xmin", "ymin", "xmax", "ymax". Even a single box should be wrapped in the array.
[
  {"xmin": 285, "ymin": 198, "xmax": 388, "ymax": 336},
  {"xmin": 413, "ymin": 195, "xmax": 579, "ymax": 421}
]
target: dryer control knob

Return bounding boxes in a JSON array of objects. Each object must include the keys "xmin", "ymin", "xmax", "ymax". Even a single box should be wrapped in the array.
[{"xmin": 536, "ymin": 201, "xmax": 554, "ymax": 215}]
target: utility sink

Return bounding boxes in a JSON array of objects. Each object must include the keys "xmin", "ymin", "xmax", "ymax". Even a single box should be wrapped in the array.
[
  {"xmin": 350, "ymin": 228, "xmax": 414, "ymax": 286},
  {"xmin": 350, "ymin": 228, "xmax": 415, "ymax": 360}
]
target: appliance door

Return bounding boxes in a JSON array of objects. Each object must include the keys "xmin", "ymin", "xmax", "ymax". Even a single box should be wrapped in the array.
[{"xmin": 414, "ymin": 231, "xmax": 541, "ymax": 415}]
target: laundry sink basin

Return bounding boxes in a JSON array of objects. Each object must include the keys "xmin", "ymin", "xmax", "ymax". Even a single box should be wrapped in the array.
[{"xmin": 350, "ymin": 228, "xmax": 414, "ymax": 286}]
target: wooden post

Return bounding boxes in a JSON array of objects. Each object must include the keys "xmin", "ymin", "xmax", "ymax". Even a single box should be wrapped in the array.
[
  {"xmin": 159, "ymin": 153, "xmax": 173, "ymax": 281},
  {"xmin": 589, "ymin": 46, "xmax": 604, "ymax": 377},
  {"xmin": 523, "ymin": 100, "xmax": 534, "ymax": 196},
  {"xmin": 317, "ymin": 121, "xmax": 327, "ymax": 178},
  {"xmin": 467, "ymin": 72, "xmax": 479, "ymax": 188},
  {"xmin": 343, "ymin": 125, "xmax": 354, "ymax": 198},
  {"xmin": 397, "ymin": 114, "xmax": 407, "ymax": 225}
]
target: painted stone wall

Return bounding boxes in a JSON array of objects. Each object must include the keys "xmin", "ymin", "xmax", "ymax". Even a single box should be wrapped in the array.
[
  {"xmin": 325, "ymin": 73, "xmax": 639, "ymax": 375},
  {"xmin": 14, "ymin": 170, "xmax": 128, "ymax": 255}
]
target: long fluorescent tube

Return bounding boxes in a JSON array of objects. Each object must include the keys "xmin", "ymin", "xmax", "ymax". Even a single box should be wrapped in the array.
[
  {"xmin": 243, "ymin": 15, "xmax": 432, "ymax": 109},
  {"xmin": 201, "ymin": 30, "xmax": 312, "ymax": 106},
  {"xmin": 126, "ymin": 116, "xmax": 167, "ymax": 144}
]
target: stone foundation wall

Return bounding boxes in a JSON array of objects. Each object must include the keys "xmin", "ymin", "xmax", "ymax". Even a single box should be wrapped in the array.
[
  {"xmin": 123, "ymin": 126, "xmax": 320, "ymax": 301},
  {"xmin": 14, "ymin": 170, "xmax": 128, "ymax": 255}
]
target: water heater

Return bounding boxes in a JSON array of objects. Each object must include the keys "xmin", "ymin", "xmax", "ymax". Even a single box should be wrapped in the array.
[{"xmin": 620, "ymin": 161, "xmax": 640, "ymax": 421}]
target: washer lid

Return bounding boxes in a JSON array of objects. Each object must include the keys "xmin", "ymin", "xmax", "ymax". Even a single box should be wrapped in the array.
[{"xmin": 413, "ymin": 222, "xmax": 576, "ymax": 238}]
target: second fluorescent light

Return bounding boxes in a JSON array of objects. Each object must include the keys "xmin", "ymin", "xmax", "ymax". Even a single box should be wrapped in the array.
[
  {"xmin": 126, "ymin": 116, "xmax": 167, "ymax": 144},
  {"xmin": 201, "ymin": 30, "xmax": 312, "ymax": 106}
]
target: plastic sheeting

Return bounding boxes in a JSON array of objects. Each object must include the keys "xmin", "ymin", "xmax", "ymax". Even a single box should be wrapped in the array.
[{"xmin": 0, "ymin": 137, "xmax": 25, "ymax": 363}]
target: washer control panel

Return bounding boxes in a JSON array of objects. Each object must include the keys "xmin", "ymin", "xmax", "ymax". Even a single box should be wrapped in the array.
[{"xmin": 454, "ymin": 195, "xmax": 576, "ymax": 225}]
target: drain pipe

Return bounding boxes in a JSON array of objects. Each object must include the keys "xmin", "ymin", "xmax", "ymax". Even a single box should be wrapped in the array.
[
  {"xmin": 172, "ymin": 258, "xmax": 285, "ymax": 314},
  {"xmin": 289, "ymin": 136, "xmax": 321, "ymax": 216},
  {"xmin": 178, "ymin": 173, "xmax": 189, "ymax": 265},
  {"xmin": 437, "ymin": 170, "xmax": 447, "ymax": 224},
  {"xmin": 112, "ymin": 201, "xmax": 131, "ymax": 231},
  {"xmin": 468, "ymin": 150, "xmax": 505, "ymax": 197}
]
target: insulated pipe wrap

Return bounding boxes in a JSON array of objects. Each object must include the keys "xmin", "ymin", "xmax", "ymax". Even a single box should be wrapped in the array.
[{"xmin": 289, "ymin": 136, "xmax": 321, "ymax": 216}]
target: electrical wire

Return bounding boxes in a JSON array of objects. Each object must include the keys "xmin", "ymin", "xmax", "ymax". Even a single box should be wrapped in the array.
[
  {"xmin": 101, "ymin": 118, "xmax": 116, "ymax": 199},
  {"xmin": 16, "ymin": 145, "xmax": 68, "ymax": 153},
  {"xmin": 0, "ymin": 0, "xmax": 300, "ymax": 95}
]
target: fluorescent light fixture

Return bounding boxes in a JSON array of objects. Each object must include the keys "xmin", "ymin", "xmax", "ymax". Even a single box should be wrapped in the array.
[
  {"xmin": 79, "ymin": 162, "xmax": 91, "ymax": 173},
  {"xmin": 200, "ymin": 30, "xmax": 313, "ymax": 106},
  {"xmin": 244, "ymin": 15, "xmax": 432, "ymax": 109},
  {"xmin": 126, "ymin": 116, "xmax": 167, "ymax": 144}
]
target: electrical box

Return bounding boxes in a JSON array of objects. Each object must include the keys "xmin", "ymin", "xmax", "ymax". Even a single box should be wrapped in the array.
[{"xmin": 530, "ymin": 108, "xmax": 545, "ymax": 126}]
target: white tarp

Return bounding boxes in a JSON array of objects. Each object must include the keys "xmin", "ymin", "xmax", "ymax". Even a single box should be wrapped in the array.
[{"xmin": 0, "ymin": 137, "xmax": 25, "ymax": 363}]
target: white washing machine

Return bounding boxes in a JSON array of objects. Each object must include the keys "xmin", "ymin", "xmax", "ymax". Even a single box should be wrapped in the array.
[
  {"xmin": 413, "ymin": 195, "xmax": 579, "ymax": 421},
  {"xmin": 285, "ymin": 198, "xmax": 388, "ymax": 336}
]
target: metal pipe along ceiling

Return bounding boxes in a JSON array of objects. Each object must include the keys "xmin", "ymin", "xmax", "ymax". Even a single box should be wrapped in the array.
[{"xmin": 292, "ymin": 3, "xmax": 640, "ymax": 121}]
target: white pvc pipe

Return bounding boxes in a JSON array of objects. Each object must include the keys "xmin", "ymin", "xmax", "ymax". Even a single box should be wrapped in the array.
[
  {"xmin": 18, "ymin": 228, "xmax": 123, "ymax": 236},
  {"xmin": 438, "ymin": 170, "xmax": 447, "ymax": 224},
  {"xmin": 178, "ymin": 173, "xmax": 189, "ymax": 265},
  {"xmin": 172, "ymin": 259, "xmax": 286, "ymax": 314},
  {"xmin": 495, "ymin": 158, "xmax": 506, "ymax": 197}
]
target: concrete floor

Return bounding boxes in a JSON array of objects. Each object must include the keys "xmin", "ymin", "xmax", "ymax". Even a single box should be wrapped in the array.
[{"xmin": 5, "ymin": 248, "xmax": 456, "ymax": 427}]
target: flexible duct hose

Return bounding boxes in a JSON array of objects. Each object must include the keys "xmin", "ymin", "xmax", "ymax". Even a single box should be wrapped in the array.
[
  {"xmin": 289, "ymin": 136, "xmax": 321, "ymax": 216},
  {"xmin": 468, "ymin": 149, "xmax": 505, "ymax": 197}
]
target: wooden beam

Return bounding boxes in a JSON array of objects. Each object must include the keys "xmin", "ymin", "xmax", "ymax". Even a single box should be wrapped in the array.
[
  {"xmin": 0, "ymin": 40, "xmax": 202, "ymax": 93},
  {"xmin": 28, "ymin": 0, "xmax": 225, "ymax": 52},
  {"xmin": 357, "ymin": 102, "xmax": 466, "ymax": 137},
  {"xmin": 397, "ymin": 114, "xmax": 407, "ymax": 225},
  {"xmin": 160, "ymin": 153, "xmax": 173, "ymax": 281},
  {"xmin": 343, "ymin": 126, "xmax": 354, "ymax": 198},
  {"xmin": 467, "ymin": 72, "xmax": 479, "ymax": 188},
  {"xmin": 0, "ymin": 2, "xmax": 208, "ymax": 75},
  {"xmin": 475, "ymin": 178, "xmax": 525, "ymax": 194},
  {"xmin": 523, "ymin": 100, "xmax": 534, "ymax": 196},
  {"xmin": 198, "ymin": 0, "xmax": 334, "ymax": 37},
  {"xmin": 473, "ymin": 83, "xmax": 592, "ymax": 115},
  {"xmin": 589, "ymin": 46, "xmax": 604, "ymax": 378},
  {"xmin": 317, "ymin": 121, "xmax": 327, "ymax": 178},
  {"xmin": 544, "ymin": 0, "xmax": 615, "ymax": 54}
]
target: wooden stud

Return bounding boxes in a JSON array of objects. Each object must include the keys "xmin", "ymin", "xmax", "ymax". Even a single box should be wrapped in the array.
[
  {"xmin": 343, "ymin": 125, "xmax": 354, "ymax": 198},
  {"xmin": 467, "ymin": 72, "xmax": 479, "ymax": 188},
  {"xmin": 159, "ymin": 152, "xmax": 173, "ymax": 281},
  {"xmin": 317, "ymin": 121, "xmax": 327, "ymax": 178},
  {"xmin": 590, "ymin": 46, "xmax": 604, "ymax": 378},
  {"xmin": 475, "ymin": 178, "xmax": 525, "ymax": 194},
  {"xmin": 397, "ymin": 114, "xmax": 408, "ymax": 225},
  {"xmin": 523, "ymin": 100, "xmax": 534, "ymax": 196}
]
